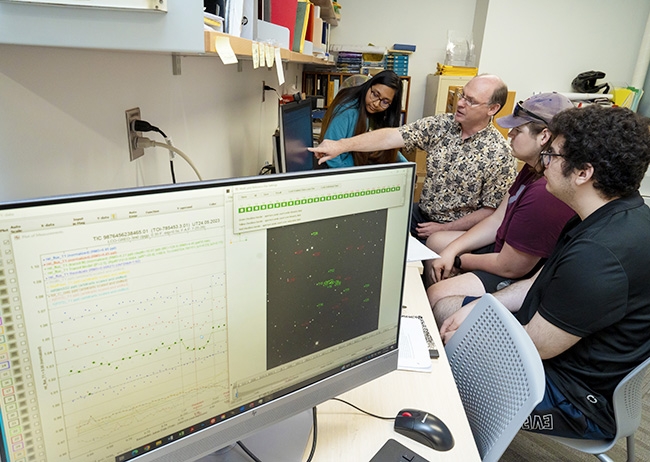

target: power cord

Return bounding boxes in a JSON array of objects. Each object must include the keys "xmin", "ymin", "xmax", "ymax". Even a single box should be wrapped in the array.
[
  {"xmin": 136, "ymin": 138, "xmax": 203, "ymax": 181},
  {"xmin": 236, "ymin": 407, "xmax": 318, "ymax": 462},
  {"xmin": 131, "ymin": 119, "xmax": 203, "ymax": 182},
  {"xmin": 330, "ymin": 398, "xmax": 395, "ymax": 420},
  {"xmin": 263, "ymin": 84, "xmax": 283, "ymax": 101}
]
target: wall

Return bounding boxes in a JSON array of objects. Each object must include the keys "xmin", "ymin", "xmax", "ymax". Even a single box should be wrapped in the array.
[
  {"xmin": 0, "ymin": 0, "xmax": 204, "ymax": 52},
  {"xmin": 2, "ymin": 0, "xmax": 650, "ymax": 203},
  {"xmin": 478, "ymin": 0, "xmax": 650, "ymax": 101},
  {"xmin": 330, "ymin": 0, "xmax": 477, "ymax": 124},
  {"xmin": 334, "ymin": 0, "xmax": 650, "ymax": 121},
  {"xmin": 0, "ymin": 43, "xmax": 300, "ymax": 201}
]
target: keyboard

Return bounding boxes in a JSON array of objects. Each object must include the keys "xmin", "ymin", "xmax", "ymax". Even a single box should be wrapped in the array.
[{"xmin": 369, "ymin": 439, "xmax": 430, "ymax": 462}]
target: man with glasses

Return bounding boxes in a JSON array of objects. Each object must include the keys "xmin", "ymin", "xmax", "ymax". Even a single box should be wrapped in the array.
[
  {"xmin": 440, "ymin": 105, "xmax": 650, "ymax": 440},
  {"xmin": 425, "ymin": 93, "xmax": 576, "ymax": 324},
  {"xmin": 310, "ymin": 74, "xmax": 517, "ymax": 240}
]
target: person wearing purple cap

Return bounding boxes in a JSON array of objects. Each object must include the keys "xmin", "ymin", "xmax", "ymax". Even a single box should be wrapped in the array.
[
  {"xmin": 424, "ymin": 93, "xmax": 576, "ymax": 325},
  {"xmin": 440, "ymin": 105, "xmax": 650, "ymax": 441}
]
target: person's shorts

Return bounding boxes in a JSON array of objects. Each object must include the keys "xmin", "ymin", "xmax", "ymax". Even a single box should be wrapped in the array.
[
  {"xmin": 472, "ymin": 270, "xmax": 514, "ymax": 293},
  {"xmin": 522, "ymin": 375, "xmax": 614, "ymax": 440}
]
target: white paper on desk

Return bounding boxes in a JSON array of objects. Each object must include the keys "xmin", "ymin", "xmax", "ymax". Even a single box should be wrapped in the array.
[
  {"xmin": 398, "ymin": 317, "xmax": 433, "ymax": 372},
  {"xmin": 407, "ymin": 235, "xmax": 439, "ymax": 262}
]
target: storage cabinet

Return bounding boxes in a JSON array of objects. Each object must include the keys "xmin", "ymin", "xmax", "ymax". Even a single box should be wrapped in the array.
[
  {"xmin": 422, "ymin": 74, "xmax": 473, "ymax": 116},
  {"xmin": 302, "ymin": 71, "xmax": 411, "ymax": 124}
]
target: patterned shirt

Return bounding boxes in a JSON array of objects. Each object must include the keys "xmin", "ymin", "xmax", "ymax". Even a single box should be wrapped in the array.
[{"xmin": 399, "ymin": 114, "xmax": 516, "ymax": 223}]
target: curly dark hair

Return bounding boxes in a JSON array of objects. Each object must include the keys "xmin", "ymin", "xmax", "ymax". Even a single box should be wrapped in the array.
[
  {"xmin": 548, "ymin": 105, "xmax": 650, "ymax": 199},
  {"xmin": 319, "ymin": 70, "xmax": 403, "ymax": 165}
]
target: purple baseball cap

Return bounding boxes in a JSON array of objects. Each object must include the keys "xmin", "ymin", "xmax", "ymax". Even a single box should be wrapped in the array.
[{"xmin": 496, "ymin": 92, "xmax": 574, "ymax": 128}]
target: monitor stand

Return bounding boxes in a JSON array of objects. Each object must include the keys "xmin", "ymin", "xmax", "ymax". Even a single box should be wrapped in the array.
[{"xmin": 196, "ymin": 409, "xmax": 313, "ymax": 462}]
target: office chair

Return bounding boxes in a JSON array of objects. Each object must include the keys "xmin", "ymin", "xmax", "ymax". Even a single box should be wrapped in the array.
[
  {"xmin": 444, "ymin": 293, "xmax": 545, "ymax": 462},
  {"xmin": 546, "ymin": 355, "xmax": 650, "ymax": 462}
]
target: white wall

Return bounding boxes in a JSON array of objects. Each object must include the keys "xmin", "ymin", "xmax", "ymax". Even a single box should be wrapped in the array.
[
  {"xmin": 479, "ymin": 0, "xmax": 650, "ymax": 101},
  {"xmin": 0, "ymin": 44, "xmax": 301, "ymax": 201},
  {"xmin": 334, "ymin": 0, "xmax": 650, "ymax": 120},
  {"xmin": 330, "ymin": 0, "xmax": 477, "ymax": 124},
  {"xmin": 2, "ymin": 0, "xmax": 650, "ymax": 203}
]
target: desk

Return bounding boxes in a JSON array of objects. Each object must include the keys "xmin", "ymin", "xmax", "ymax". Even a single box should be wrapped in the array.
[{"xmin": 309, "ymin": 265, "xmax": 480, "ymax": 461}]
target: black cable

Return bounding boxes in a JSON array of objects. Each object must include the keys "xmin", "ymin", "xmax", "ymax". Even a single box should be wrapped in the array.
[
  {"xmin": 305, "ymin": 407, "xmax": 318, "ymax": 462},
  {"xmin": 235, "ymin": 407, "xmax": 318, "ymax": 462},
  {"xmin": 132, "ymin": 119, "xmax": 167, "ymax": 139},
  {"xmin": 169, "ymin": 159, "xmax": 177, "ymax": 184},
  {"xmin": 132, "ymin": 119, "xmax": 177, "ymax": 182},
  {"xmin": 258, "ymin": 163, "xmax": 275, "ymax": 175},
  {"xmin": 236, "ymin": 440, "xmax": 262, "ymax": 462},
  {"xmin": 263, "ymin": 85, "xmax": 282, "ymax": 101},
  {"xmin": 330, "ymin": 397, "xmax": 395, "ymax": 420}
]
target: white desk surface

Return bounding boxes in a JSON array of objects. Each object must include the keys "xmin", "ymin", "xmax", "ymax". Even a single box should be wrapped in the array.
[{"xmin": 309, "ymin": 265, "xmax": 480, "ymax": 461}]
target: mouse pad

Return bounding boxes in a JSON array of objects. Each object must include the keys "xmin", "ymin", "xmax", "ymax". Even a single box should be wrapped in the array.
[{"xmin": 369, "ymin": 438, "xmax": 430, "ymax": 462}]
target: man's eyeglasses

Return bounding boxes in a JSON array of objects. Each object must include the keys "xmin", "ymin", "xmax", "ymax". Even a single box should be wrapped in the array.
[
  {"xmin": 369, "ymin": 88, "xmax": 392, "ymax": 109},
  {"xmin": 540, "ymin": 150, "xmax": 565, "ymax": 166},
  {"xmin": 514, "ymin": 101, "xmax": 549, "ymax": 125},
  {"xmin": 458, "ymin": 91, "xmax": 489, "ymax": 108}
]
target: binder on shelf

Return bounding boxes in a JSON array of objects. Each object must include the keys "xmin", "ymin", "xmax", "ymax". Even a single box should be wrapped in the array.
[
  {"xmin": 327, "ymin": 79, "xmax": 335, "ymax": 106},
  {"xmin": 292, "ymin": 0, "xmax": 311, "ymax": 53},
  {"xmin": 271, "ymin": 0, "xmax": 299, "ymax": 52},
  {"xmin": 392, "ymin": 43, "xmax": 416, "ymax": 52}
]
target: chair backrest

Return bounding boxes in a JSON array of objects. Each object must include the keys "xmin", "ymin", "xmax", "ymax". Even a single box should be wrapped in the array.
[
  {"xmin": 611, "ymin": 355, "xmax": 650, "ymax": 440},
  {"xmin": 445, "ymin": 294, "xmax": 545, "ymax": 462}
]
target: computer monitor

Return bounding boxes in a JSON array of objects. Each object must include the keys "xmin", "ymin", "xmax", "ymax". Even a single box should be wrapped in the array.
[
  {"xmin": 277, "ymin": 99, "xmax": 316, "ymax": 173},
  {"xmin": 0, "ymin": 163, "xmax": 415, "ymax": 462}
]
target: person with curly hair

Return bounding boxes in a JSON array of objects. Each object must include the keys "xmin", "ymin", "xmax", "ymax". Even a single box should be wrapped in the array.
[
  {"xmin": 424, "ymin": 93, "xmax": 576, "ymax": 324},
  {"xmin": 439, "ymin": 105, "xmax": 650, "ymax": 440}
]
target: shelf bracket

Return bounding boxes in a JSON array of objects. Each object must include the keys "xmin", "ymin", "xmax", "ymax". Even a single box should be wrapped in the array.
[{"xmin": 172, "ymin": 53, "xmax": 182, "ymax": 76}]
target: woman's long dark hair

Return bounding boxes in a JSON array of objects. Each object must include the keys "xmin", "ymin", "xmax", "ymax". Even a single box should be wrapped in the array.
[{"xmin": 319, "ymin": 70, "xmax": 403, "ymax": 165}]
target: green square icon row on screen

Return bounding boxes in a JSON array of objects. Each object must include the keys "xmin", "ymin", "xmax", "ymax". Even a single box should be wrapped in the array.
[{"xmin": 238, "ymin": 186, "xmax": 401, "ymax": 213}]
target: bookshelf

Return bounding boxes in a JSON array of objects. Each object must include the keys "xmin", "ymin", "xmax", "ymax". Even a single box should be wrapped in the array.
[
  {"xmin": 204, "ymin": 30, "xmax": 334, "ymax": 64},
  {"xmin": 311, "ymin": 0, "xmax": 340, "ymax": 26},
  {"xmin": 302, "ymin": 71, "xmax": 411, "ymax": 124}
]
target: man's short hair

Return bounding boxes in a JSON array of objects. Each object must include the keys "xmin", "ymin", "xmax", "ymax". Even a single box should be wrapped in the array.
[
  {"xmin": 549, "ymin": 105, "xmax": 650, "ymax": 199},
  {"xmin": 488, "ymin": 81, "xmax": 508, "ymax": 110}
]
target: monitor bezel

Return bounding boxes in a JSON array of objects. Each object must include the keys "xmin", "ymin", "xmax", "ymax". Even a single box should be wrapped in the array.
[
  {"xmin": 277, "ymin": 99, "xmax": 315, "ymax": 174},
  {"xmin": 0, "ymin": 164, "xmax": 415, "ymax": 462}
]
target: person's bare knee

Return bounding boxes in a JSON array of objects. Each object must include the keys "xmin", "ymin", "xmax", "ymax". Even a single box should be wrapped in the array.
[{"xmin": 432, "ymin": 295, "xmax": 466, "ymax": 329}]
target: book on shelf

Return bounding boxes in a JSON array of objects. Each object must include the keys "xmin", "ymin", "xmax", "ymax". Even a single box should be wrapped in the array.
[
  {"xmin": 270, "ymin": 0, "xmax": 298, "ymax": 49},
  {"xmin": 292, "ymin": 0, "xmax": 311, "ymax": 53},
  {"xmin": 401, "ymin": 78, "xmax": 409, "ymax": 109}
]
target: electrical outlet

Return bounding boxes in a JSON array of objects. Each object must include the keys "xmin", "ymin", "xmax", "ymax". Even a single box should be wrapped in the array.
[{"xmin": 125, "ymin": 107, "xmax": 144, "ymax": 161}]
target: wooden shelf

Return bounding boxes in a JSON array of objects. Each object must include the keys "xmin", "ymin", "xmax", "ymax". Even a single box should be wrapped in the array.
[
  {"xmin": 204, "ymin": 30, "xmax": 333, "ymax": 65},
  {"xmin": 311, "ymin": 0, "xmax": 339, "ymax": 26}
]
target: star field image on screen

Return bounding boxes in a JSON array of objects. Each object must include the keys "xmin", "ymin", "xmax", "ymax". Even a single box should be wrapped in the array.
[{"xmin": 266, "ymin": 209, "xmax": 388, "ymax": 369}]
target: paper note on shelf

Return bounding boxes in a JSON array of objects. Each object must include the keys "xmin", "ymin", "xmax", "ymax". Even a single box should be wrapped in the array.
[
  {"xmin": 407, "ymin": 235, "xmax": 439, "ymax": 262},
  {"xmin": 398, "ymin": 317, "xmax": 433, "ymax": 372},
  {"xmin": 214, "ymin": 36, "xmax": 238, "ymax": 65}
]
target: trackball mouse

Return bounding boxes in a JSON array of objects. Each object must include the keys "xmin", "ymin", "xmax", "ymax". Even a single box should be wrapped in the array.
[{"xmin": 394, "ymin": 408, "xmax": 455, "ymax": 451}]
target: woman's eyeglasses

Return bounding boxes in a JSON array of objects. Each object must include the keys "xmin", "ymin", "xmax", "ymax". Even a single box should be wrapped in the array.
[
  {"xmin": 514, "ymin": 101, "xmax": 549, "ymax": 125},
  {"xmin": 540, "ymin": 150, "xmax": 565, "ymax": 166},
  {"xmin": 369, "ymin": 88, "xmax": 392, "ymax": 109}
]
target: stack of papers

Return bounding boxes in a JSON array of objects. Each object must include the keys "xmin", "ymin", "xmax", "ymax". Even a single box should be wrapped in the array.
[
  {"xmin": 398, "ymin": 317, "xmax": 432, "ymax": 372},
  {"xmin": 435, "ymin": 62, "xmax": 478, "ymax": 76}
]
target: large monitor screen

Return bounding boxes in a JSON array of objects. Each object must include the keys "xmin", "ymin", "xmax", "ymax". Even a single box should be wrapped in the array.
[
  {"xmin": 278, "ymin": 99, "xmax": 315, "ymax": 173},
  {"xmin": 0, "ymin": 164, "xmax": 414, "ymax": 462}
]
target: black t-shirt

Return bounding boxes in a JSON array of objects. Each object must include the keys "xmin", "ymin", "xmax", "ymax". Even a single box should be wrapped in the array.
[{"xmin": 515, "ymin": 193, "xmax": 650, "ymax": 435}]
